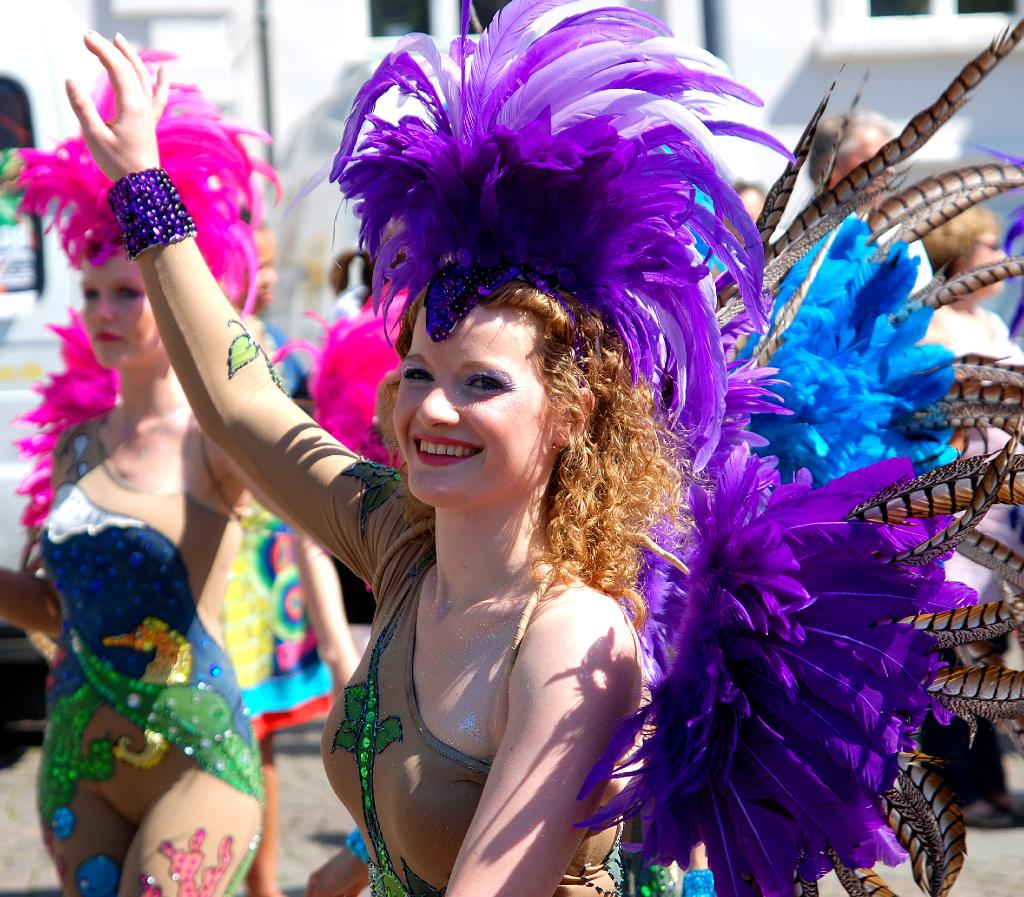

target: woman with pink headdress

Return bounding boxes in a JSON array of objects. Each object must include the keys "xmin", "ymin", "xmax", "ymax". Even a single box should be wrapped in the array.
[{"xmin": 0, "ymin": 54, "xmax": 276, "ymax": 897}]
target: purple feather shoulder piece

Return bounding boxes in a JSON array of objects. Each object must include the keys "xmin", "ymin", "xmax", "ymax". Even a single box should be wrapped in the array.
[
  {"xmin": 583, "ymin": 447, "xmax": 973, "ymax": 897},
  {"xmin": 330, "ymin": 0, "xmax": 787, "ymax": 460}
]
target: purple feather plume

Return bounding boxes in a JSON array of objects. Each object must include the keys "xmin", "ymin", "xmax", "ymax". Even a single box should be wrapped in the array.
[
  {"xmin": 583, "ymin": 447, "xmax": 974, "ymax": 897},
  {"xmin": 701, "ymin": 360, "xmax": 789, "ymax": 475},
  {"xmin": 330, "ymin": 0, "xmax": 788, "ymax": 465}
]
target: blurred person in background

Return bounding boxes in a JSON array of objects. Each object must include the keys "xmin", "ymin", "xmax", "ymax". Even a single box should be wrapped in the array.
[
  {"xmin": 918, "ymin": 204, "xmax": 1022, "ymax": 828},
  {"xmin": 225, "ymin": 219, "xmax": 361, "ymax": 897},
  {"xmin": 329, "ymin": 249, "xmax": 373, "ymax": 323},
  {"xmin": 0, "ymin": 56, "xmax": 274, "ymax": 896},
  {"xmin": 807, "ymin": 110, "xmax": 893, "ymax": 190},
  {"xmin": 732, "ymin": 180, "xmax": 765, "ymax": 222},
  {"xmin": 922, "ymin": 205, "xmax": 1020, "ymax": 363},
  {"xmin": 244, "ymin": 225, "xmax": 306, "ymax": 395},
  {"xmin": 808, "ymin": 109, "xmax": 933, "ymax": 290}
]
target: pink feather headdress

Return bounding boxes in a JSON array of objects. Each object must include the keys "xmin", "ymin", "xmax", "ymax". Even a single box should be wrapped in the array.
[
  {"xmin": 15, "ymin": 52, "xmax": 280, "ymax": 528},
  {"xmin": 14, "ymin": 310, "xmax": 117, "ymax": 529},
  {"xmin": 280, "ymin": 304, "xmax": 402, "ymax": 465},
  {"xmin": 19, "ymin": 50, "xmax": 279, "ymax": 309}
]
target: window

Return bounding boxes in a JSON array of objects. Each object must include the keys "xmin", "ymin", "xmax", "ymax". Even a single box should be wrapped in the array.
[
  {"xmin": 957, "ymin": 0, "xmax": 1014, "ymax": 11},
  {"xmin": 823, "ymin": 0, "xmax": 1018, "ymax": 58},
  {"xmin": 371, "ymin": 0, "xmax": 430, "ymax": 36},
  {"xmin": 0, "ymin": 78, "xmax": 41, "ymax": 296},
  {"xmin": 870, "ymin": 0, "xmax": 1013, "ymax": 13},
  {"xmin": 870, "ymin": 0, "xmax": 929, "ymax": 13},
  {"xmin": 467, "ymin": 0, "xmax": 510, "ymax": 29}
]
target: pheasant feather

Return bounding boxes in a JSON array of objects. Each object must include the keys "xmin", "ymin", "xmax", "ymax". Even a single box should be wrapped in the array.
[
  {"xmin": 765, "ymin": 19, "xmax": 1024, "ymax": 284},
  {"xmin": 899, "ymin": 599, "xmax": 1014, "ymax": 647}
]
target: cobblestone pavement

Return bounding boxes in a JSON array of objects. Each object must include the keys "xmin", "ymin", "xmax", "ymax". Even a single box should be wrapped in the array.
[
  {"xmin": 1, "ymin": 723, "xmax": 1021, "ymax": 897},
  {"xmin": 0, "ymin": 722, "xmax": 352, "ymax": 897}
]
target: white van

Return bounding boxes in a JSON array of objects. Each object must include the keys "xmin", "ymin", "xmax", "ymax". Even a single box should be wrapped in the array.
[
  {"xmin": 0, "ymin": 5, "xmax": 93, "ymax": 738},
  {"xmin": 0, "ymin": 6, "xmax": 91, "ymax": 569}
]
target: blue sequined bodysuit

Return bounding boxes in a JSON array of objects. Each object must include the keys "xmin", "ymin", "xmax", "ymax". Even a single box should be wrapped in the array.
[{"xmin": 37, "ymin": 423, "xmax": 262, "ymax": 841}]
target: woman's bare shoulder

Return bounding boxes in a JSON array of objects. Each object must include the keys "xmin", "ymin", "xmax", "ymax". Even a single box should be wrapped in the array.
[{"xmin": 520, "ymin": 583, "xmax": 642, "ymax": 686}]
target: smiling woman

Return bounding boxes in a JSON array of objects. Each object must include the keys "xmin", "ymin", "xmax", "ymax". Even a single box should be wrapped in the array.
[
  {"xmin": 50, "ymin": 3, "xmax": 1023, "ymax": 897},
  {"xmin": 383, "ymin": 284, "xmax": 684, "ymax": 623},
  {"xmin": 54, "ymin": 4, "xmax": 756, "ymax": 891}
]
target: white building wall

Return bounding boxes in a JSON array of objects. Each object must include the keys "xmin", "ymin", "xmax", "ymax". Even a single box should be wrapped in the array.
[{"xmin": 63, "ymin": 1, "xmax": 1024, "ymax": 184}]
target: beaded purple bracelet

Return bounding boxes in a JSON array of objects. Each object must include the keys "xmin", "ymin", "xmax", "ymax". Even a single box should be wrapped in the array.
[{"xmin": 107, "ymin": 168, "xmax": 196, "ymax": 261}]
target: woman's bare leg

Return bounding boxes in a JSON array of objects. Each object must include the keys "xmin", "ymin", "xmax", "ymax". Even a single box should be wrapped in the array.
[
  {"xmin": 47, "ymin": 788, "xmax": 135, "ymax": 897},
  {"xmin": 245, "ymin": 734, "xmax": 285, "ymax": 897},
  {"xmin": 120, "ymin": 766, "xmax": 262, "ymax": 897}
]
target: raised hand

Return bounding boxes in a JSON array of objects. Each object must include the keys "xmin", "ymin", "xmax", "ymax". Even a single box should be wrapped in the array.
[{"xmin": 65, "ymin": 32, "xmax": 169, "ymax": 182}]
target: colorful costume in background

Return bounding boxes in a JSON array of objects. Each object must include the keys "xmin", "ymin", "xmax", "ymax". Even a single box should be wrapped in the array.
[
  {"xmin": 222, "ymin": 501, "xmax": 333, "ymax": 740},
  {"xmin": 16, "ymin": 54, "xmax": 275, "ymax": 897},
  {"xmin": 220, "ymin": 312, "xmax": 336, "ymax": 740},
  {"xmin": 326, "ymin": 4, "xmax": 1024, "ymax": 897}
]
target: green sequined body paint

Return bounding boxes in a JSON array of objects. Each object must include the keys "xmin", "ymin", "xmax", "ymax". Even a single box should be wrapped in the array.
[
  {"xmin": 38, "ymin": 684, "xmax": 114, "ymax": 824},
  {"xmin": 39, "ymin": 628, "xmax": 263, "ymax": 830},
  {"xmin": 342, "ymin": 461, "xmax": 402, "ymax": 533},
  {"xmin": 329, "ymin": 466, "xmax": 625, "ymax": 897},
  {"xmin": 332, "ymin": 587, "xmax": 442, "ymax": 897}
]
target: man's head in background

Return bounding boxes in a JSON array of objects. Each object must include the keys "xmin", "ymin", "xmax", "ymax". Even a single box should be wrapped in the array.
[
  {"xmin": 253, "ymin": 225, "xmax": 278, "ymax": 315},
  {"xmin": 733, "ymin": 180, "xmax": 766, "ymax": 222},
  {"xmin": 808, "ymin": 110, "xmax": 894, "ymax": 189}
]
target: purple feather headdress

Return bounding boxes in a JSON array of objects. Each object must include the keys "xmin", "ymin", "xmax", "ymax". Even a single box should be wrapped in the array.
[
  {"xmin": 19, "ymin": 51, "xmax": 278, "ymax": 311},
  {"xmin": 330, "ymin": 0, "xmax": 788, "ymax": 460}
]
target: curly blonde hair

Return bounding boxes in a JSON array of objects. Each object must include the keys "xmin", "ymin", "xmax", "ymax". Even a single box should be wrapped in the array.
[
  {"xmin": 380, "ymin": 282, "xmax": 687, "ymax": 626},
  {"xmin": 922, "ymin": 205, "xmax": 1001, "ymax": 274}
]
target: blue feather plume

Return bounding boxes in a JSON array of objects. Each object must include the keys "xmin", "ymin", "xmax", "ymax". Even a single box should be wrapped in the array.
[{"xmin": 745, "ymin": 217, "xmax": 958, "ymax": 485}]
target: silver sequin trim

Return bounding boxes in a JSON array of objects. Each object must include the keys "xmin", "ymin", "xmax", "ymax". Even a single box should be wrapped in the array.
[{"xmin": 45, "ymin": 483, "xmax": 146, "ymax": 543}]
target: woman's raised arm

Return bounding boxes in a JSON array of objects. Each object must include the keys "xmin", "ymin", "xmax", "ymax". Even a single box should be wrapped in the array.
[{"xmin": 66, "ymin": 33, "xmax": 380, "ymax": 566}]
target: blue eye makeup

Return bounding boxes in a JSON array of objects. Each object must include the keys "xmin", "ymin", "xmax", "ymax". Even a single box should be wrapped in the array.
[
  {"xmin": 399, "ymin": 362, "xmax": 513, "ymax": 393},
  {"xmin": 468, "ymin": 372, "xmax": 514, "ymax": 392},
  {"xmin": 401, "ymin": 365, "xmax": 433, "ymax": 382}
]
